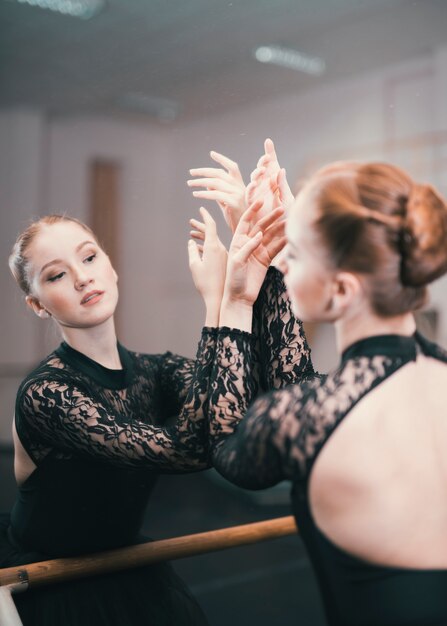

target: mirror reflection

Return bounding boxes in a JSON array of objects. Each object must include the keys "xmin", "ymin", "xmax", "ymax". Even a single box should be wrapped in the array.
[{"xmin": 1, "ymin": 2, "xmax": 447, "ymax": 624}]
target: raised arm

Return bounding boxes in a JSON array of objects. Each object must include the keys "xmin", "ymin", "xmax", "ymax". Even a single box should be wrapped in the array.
[
  {"xmin": 252, "ymin": 266, "xmax": 319, "ymax": 392},
  {"xmin": 208, "ymin": 328, "xmax": 286, "ymax": 488},
  {"xmin": 208, "ymin": 326, "xmax": 323, "ymax": 489},
  {"xmin": 15, "ymin": 328, "xmax": 217, "ymax": 474},
  {"xmin": 206, "ymin": 201, "xmax": 318, "ymax": 487},
  {"xmin": 144, "ymin": 206, "xmax": 227, "ymax": 421}
]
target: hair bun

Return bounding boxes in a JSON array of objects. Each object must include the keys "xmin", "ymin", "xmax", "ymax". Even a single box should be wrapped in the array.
[{"xmin": 400, "ymin": 183, "xmax": 447, "ymax": 287}]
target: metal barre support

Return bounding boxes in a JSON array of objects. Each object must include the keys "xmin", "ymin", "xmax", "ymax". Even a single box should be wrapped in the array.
[
  {"xmin": 0, "ymin": 587, "xmax": 24, "ymax": 626},
  {"xmin": 0, "ymin": 516, "xmax": 298, "ymax": 592}
]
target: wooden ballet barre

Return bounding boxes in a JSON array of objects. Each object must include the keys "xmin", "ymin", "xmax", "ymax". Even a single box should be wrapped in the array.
[{"xmin": 0, "ymin": 516, "xmax": 298, "ymax": 591}]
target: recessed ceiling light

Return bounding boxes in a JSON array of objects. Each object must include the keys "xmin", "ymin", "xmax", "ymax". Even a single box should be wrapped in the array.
[
  {"xmin": 9, "ymin": 0, "xmax": 106, "ymax": 19},
  {"xmin": 254, "ymin": 45, "xmax": 325, "ymax": 76}
]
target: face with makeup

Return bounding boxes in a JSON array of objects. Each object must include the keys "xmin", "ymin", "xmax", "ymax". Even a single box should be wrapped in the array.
[
  {"xmin": 25, "ymin": 221, "xmax": 118, "ymax": 330},
  {"xmin": 279, "ymin": 183, "xmax": 338, "ymax": 323}
]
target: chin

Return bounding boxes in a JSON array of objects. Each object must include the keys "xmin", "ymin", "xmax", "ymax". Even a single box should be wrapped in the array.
[
  {"xmin": 291, "ymin": 301, "xmax": 323, "ymax": 325},
  {"xmin": 64, "ymin": 306, "xmax": 117, "ymax": 329}
]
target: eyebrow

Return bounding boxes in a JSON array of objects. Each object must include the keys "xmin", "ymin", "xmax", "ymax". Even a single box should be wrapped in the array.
[{"xmin": 39, "ymin": 240, "xmax": 97, "ymax": 275}]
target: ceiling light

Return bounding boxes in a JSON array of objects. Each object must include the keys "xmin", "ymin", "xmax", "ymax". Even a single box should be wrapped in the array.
[
  {"xmin": 10, "ymin": 0, "xmax": 106, "ymax": 19},
  {"xmin": 254, "ymin": 45, "xmax": 325, "ymax": 76},
  {"xmin": 117, "ymin": 93, "xmax": 181, "ymax": 121}
]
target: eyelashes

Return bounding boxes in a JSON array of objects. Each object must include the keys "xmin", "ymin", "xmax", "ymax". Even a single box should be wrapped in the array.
[
  {"xmin": 46, "ymin": 252, "xmax": 97, "ymax": 283},
  {"xmin": 47, "ymin": 272, "xmax": 65, "ymax": 283}
]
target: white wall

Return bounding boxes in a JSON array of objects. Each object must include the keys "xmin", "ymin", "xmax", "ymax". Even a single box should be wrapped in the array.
[
  {"xmin": 0, "ymin": 109, "xmax": 49, "ymax": 443},
  {"xmin": 1, "ymin": 47, "xmax": 447, "ymax": 443}
]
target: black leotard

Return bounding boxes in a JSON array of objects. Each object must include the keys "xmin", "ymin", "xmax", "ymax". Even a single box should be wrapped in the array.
[
  {"xmin": 1, "ymin": 268, "xmax": 301, "ymax": 626},
  {"xmin": 207, "ymin": 270, "xmax": 447, "ymax": 626}
]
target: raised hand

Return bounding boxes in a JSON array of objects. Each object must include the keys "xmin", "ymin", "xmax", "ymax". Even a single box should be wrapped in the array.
[
  {"xmin": 188, "ymin": 152, "xmax": 247, "ymax": 233},
  {"xmin": 246, "ymin": 138, "xmax": 294, "ymax": 214},
  {"xmin": 188, "ymin": 207, "xmax": 228, "ymax": 327},
  {"xmin": 223, "ymin": 201, "xmax": 286, "ymax": 309}
]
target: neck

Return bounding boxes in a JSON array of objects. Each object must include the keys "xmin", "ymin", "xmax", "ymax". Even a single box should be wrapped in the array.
[
  {"xmin": 335, "ymin": 308, "xmax": 416, "ymax": 355},
  {"xmin": 61, "ymin": 317, "xmax": 122, "ymax": 369}
]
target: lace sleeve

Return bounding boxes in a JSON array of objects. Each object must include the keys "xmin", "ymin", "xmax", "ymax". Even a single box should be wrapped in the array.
[
  {"xmin": 209, "ymin": 327, "xmax": 321, "ymax": 489},
  {"xmin": 156, "ymin": 352, "xmax": 195, "ymax": 419},
  {"xmin": 252, "ymin": 267, "xmax": 319, "ymax": 392},
  {"xmin": 208, "ymin": 328, "xmax": 285, "ymax": 487},
  {"xmin": 16, "ymin": 329, "xmax": 217, "ymax": 473},
  {"xmin": 209, "ymin": 334, "xmax": 400, "ymax": 489}
]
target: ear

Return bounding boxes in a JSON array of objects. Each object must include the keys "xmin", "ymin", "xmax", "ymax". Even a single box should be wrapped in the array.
[
  {"xmin": 25, "ymin": 296, "xmax": 51, "ymax": 319},
  {"xmin": 329, "ymin": 271, "xmax": 363, "ymax": 317}
]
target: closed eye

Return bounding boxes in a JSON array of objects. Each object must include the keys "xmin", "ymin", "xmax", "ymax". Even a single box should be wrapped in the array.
[{"xmin": 47, "ymin": 272, "xmax": 65, "ymax": 282}]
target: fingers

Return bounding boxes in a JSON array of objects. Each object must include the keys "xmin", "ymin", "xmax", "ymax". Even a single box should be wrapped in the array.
[
  {"xmin": 199, "ymin": 206, "xmax": 217, "ymax": 235},
  {"xmin": 187, "ymin": 171, "xmax": 233, "ymax": 187},
  {"xmin": 235, "ymin": 231, "xmax": 263, "ymax": 264},
  {"xmin": 209, "ymin": 151, "xmax": 243, "ymax": 182},
  {"xmin": 189, "ymin": 208, "xmax": 217, "ymax": 241},
  {"xmin": 189, "ymin": 152, "xmax": 243, "ymax": 183},
  {"xmin": 189, "ymin": 218, "xmax": 205, "ymax": 232},
  {"xmin": 277, "ymin": 168, "xmax": 295, "ymax": 207},
  {"xmin": 264, "ymin": 138, "xmax": 277, "ymax": 160},
  {"xmin": 237, "ymin": 201, "xmax": 264, "ymax": 235},
  {"xmin": 191, "ymin": 189, "xmax": 233, "ymax": 203},
  {"xmin": 189, "ymin": 217, "xmax": 205, "ymax": 241},
  {"xmin": 189, "ymin": 167, "xmax": 230, "ymax": 180},
  {"xmin": 256, "ymin": 153, "xmax": 270, "ymax": 169},
  {"xmin": 262, "ymin": 218, "xmax": 286, "ymax": 244},
  {"xmin": 266, "ymin": 215, "xmax": 286, "ymax": 235},
  {"xmin": 262, "ymin": 219, "xmax": 286, "ymax": 259},
  {"xmin": 188, "ymin": 239, "xmax": 201, "ymax": 267},
  {"xmin": 190, "ymin": 230, "xmax": 205, "ymax": 241},
  {"xmin": 268, "ymin": 235, "xmax": 287, "ymax": 260},
  {"xmin": 249, "ymin": 165, "xmax": 266, "ymax": 183},
  {"xmin": 246, "ymin": 168, "xmax": 267, "ymax": 205},
  {"xmin": 249, "ymin": 206, "xmax": 285, "ymax": 236}
]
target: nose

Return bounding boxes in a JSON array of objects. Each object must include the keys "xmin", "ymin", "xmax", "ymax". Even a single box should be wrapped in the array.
[{"xmin": 74, "ymin": 267, "xmax": 93, "ymax": 291}]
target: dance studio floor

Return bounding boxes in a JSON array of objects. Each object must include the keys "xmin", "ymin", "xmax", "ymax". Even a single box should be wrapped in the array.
[{"xmin": 0, "ymin": 447, "xmax": 326, "ymax": 625}]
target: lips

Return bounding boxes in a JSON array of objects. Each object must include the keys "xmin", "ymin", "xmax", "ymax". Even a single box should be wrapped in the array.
[{"xmin": 80, "ymin": 290, "xmax": 104, "ymax": 305}]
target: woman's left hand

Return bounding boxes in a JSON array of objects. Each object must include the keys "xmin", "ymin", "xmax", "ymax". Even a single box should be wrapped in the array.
[
  {"xmin": 188, "ymin": 207, "xmax": 228, "ymax": 326},
  {"xmin": 224, "ymin": 202, "xmax": 286, "ymax": 306},
  {"xmin": 188, "ymin": 151, "xmax": 246, "ymax": 233},
  {"xmin": 246, "ymin": 138, "xmax": 295, "ymax": 213}
]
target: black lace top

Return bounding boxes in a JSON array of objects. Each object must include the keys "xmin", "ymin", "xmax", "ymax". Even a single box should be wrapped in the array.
[
  {"xmin": 15, "ymin": 334, "xmax": 217, "ymax": 473},
  {"xmin": 9, "ymin": 268, "xmax": 303, "ymax": 558},
  {"xmin": 10, "ymin": 329, "xmax": 218, "ymax": 557},
  {"xmin": 208, "ymin": 278, "xmax": 447, "ymax": 626}
]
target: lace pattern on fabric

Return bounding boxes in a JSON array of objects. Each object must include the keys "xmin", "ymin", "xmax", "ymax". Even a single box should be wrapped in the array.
[
  {"xmin": 15, "ymin": 329, "xmax": 217, "ymax": 472},
  {"xmin": 210, "ymin": 292, "xmax": 421, "ymax": 489}
]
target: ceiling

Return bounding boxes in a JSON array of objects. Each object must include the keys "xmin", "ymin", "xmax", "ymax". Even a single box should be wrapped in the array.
[{"xmin": 1, "ymin": 0, "xmax": 446, "ymax": 123}]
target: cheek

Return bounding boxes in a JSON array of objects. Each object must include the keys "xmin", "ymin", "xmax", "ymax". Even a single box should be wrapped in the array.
[
  {"xmin": 286, "ymin": 266, "xmax": 329, "ymax": 317},
  {"xmin": 287, "ymin": 265, "xmax": 315, "ymax": 296},
  {"xmin": 42, "ymin": 289, "xmax": 74, "ymax": 315},
  {"xmin": 101, "ymin": 258, "xmax": 117, "ymax": 282}
]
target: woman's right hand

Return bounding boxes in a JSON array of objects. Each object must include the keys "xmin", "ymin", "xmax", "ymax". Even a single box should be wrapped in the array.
[
  {"xmin": 188, "ymin": 207, "xmax": 228, "ymax": 327},
  {"xmin": 219, "ymin": 201, "xmax": 286, "ymax": 330}
]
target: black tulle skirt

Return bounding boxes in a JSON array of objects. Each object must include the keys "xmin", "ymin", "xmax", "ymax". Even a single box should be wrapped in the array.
[{"xmin": 0, "ymin": 514, "xmax": 208, "ymax": 626}]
